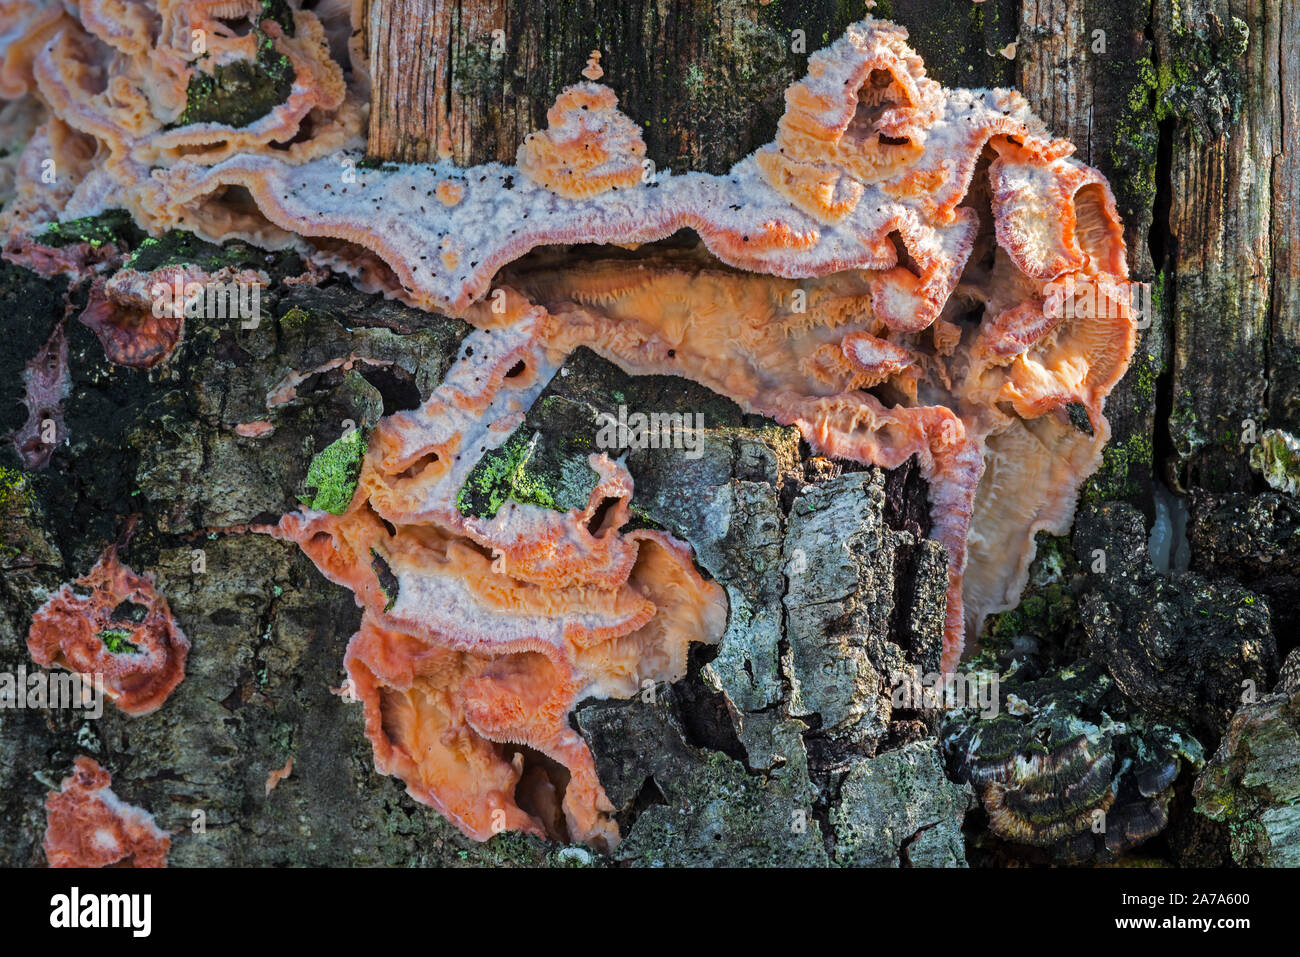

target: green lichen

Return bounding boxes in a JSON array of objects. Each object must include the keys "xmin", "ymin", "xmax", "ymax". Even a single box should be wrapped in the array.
[
  {"xmin": 299, "ymin": 428, "xmax": 367, "ymax": 515},
  {"xmin": 98, "ymin": 629, "xmax": 140, "ymax": 655},
  {"xmin": 1108, "ymin": 54, "xmax": 1163, "ymax": 216},
  {"xmin": 1157, "ymin": 14, "xmax": 1249, "ymax": 139},
  {"xmin": 615, "ymin": 748, "xmax": 828, "ymax": 867},
  {"xmin": 1109, "ymin": 10, "xmax": 1249, "ymax": 210},
  {"xmin": 178, "ymin": 30, "xmax": 293, "ymax": 128},
  {"xmin": 1250, "ymin": 429, "xmax": 1300, "ymax": 495}
]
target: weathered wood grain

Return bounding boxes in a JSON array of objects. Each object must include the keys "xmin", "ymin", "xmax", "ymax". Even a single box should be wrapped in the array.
[{"xmin": 1162, "ymin": 0, "xmax": 1276, "ymax": 492}]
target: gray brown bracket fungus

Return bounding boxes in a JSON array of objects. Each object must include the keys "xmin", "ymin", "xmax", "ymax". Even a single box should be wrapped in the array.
[{"xmin": 942, "ymin": 662, "xmax": 1204, "ymax": 864}]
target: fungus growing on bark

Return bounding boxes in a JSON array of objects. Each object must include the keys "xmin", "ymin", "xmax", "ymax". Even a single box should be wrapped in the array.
[
  {"xmin": 0, "ymin": 0, "xmax": 364, "ymax": 245},
  {"xmin": 11, "ymin": 319, "xmax": 68, "ymax": 469},
  {"xmin": 27, "ymin": 543, "xmax": 189, "ymax": 715},
  {"xmin": 120, "ymin": 17, "xmax": 1126, "ymax": 671},
  {"xmin": 943, "ymin": 663, "xmax": 1204, "ymax": 862},
  {"xmin": 77, "ymin": 262, "xmax": 267, "ymax": 368},
  {"xmin": 44, "ymin": 757, "xmax": 170, "ymax": 868},
  {"xmin": 270, "ymin": 317, "xmax": 726, "ymax": 848},
  {"xmin": 7, "ymin": 11, "xmax": 1139, "ymax": 844},
  {"xmin": 517, "ymin": 80, "xmax": 647, "ymax": 199},
  {"xmin": 265, "ymin": 757, "xmax": 293, "ymax": 795},
  {"xmin": 235, "ymin": 419, "xmax": 275, "ymax": 438}
]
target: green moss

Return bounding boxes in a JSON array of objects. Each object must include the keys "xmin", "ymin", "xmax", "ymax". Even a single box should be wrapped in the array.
[
  {"xmin": 178, "ymin": 29, "xmax": 293, "ymax": 128},
  {"xmin": 0, "ymin": 467, "xmax": 35, "ymax": 511},
  {"xmin": 126, "ymin": 230, "xmax": 260, "ymax": 273},
  {"xmin": 1107, "ymin": 54, "xmax": 1162, "ymax": 218},
  {"xmin": 456, "ymin": 430, "xmax": 590, "ymax": 519},
  {"xmin": 1083, "ymin": 430, "xmax": 1154, "ymax": 504},
  {"xmin": 34, "ymin": 209, "xmax": 144, "ymax": 250},
  {"xmin": 1131, "ymin": 349, "xmax": 1161, "ymax": 403},
  {"xmin": 299, "ymin": 428, "xmax": 367, "ymax": 515},
  {"xmin": 98, "ymin": 629, "xmax": 140, "ymax": 655}
]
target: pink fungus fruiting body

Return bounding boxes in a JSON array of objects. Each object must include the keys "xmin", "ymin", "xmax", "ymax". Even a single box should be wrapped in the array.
[
  {"xmin": 12, "ymin": 318, "xmax": 69, "ymax": 469},
  {"xmin": 3, "ymin": 9, "xmax": 1138, "ymax": 846},
  {"xmin": 27, "ymin": 544, "xmax": 189, "ymax": 716},
  {"xmin": 77, "ymin": 263, "xmax": 269, "ymax": 369},
  {"xmin": 43, "ymin": 757, "xmax": 170, "ymax": 868},
  {"xmin": 265, "ymin": 757, "xmax": 293, "ymax": 795}
]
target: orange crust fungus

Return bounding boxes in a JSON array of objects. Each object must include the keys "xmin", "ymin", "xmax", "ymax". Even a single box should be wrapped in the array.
[
  {"xmin": 517, "ymin": 81, "xmax": 647, "ymax": 199},
  {"xmin": 43, "ymin": 757, "xmax": 171, "ymax": 868},
  {"xmin": 272, "ymin": 315, "xmax": 726, "ymax": 849},
  {"xmin": 0, "ymin": 0, "xmax": 365, "ymax": 248},
  {"xmin": 6, "ymin": 13, "xmax": 1139, "ymax": 846},
  {"xmin": 27, "ymin": 544, "xmax": 190, "ymax": 716}
]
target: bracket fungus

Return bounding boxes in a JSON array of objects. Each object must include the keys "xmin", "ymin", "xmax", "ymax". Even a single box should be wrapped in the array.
[
  {"xmin": 27, "ymin": 543, "xmax": 190, "ymax": 716},
  {"xmin": 517, "ymin": 79, "xmax": 647, "ymax": 200},
  {"xmin": 273, "ymin": 317, "xmax": 727, "ymax": 848},
  {"xmin": 44, "ymin": 757, "xmax": 171, "ymax": 868},
  {"xmin": 3, "ymin": 10, "xmax": 1139, "ymax": 846},
  {"xmin": 942, "ymin": 663, "xmax": 1204, "ymax": 862}
]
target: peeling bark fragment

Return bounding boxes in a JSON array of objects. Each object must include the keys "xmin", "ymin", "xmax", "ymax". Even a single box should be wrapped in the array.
[
  {"xmin": 576, "ymin": 694, "xmax": 829, "ymax": 867},
  {"xmin": 783, "ymin": 470, "xmax": 946, "ymax": 749},
  {"xmin": 1195, "ymin": 687, "xmax": 1300, "ymax": 867},
  {"xmin": 831, "ymin": 739, "xmax": 971, "ymax": 867}
]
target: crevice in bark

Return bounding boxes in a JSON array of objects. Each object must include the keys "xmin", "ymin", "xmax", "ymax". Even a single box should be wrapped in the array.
[{"xmin": 1147, "ymin": 4, "xmax": 1180, "ymax": 492}]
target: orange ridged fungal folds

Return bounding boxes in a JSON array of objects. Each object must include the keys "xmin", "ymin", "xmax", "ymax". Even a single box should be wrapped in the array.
[
  {"xmin": 43, "ymin": 757, "xmax": 171, "ymax": 868},
  {"xmin": 7, "ymin": 13, "xmax": 1138, "ymax": 844},
  {"xmin": 27, "ymin": 544, "xmax": 190, "ymax": 716},
  {"xmin": 0, "ymin": 0, "xmax": 365, "ymax": 250},
  {"xmin": 273, "ymin": 313, "xmax": 727, "ymax": 848},
  {"xmin": 516, "ymin": 81, "xmax": 647, "ymax": 199}
]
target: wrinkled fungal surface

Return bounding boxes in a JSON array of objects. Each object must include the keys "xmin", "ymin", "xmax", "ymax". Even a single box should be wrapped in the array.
[
  {"xmin": 27, "ymin": 541, "xmax": 190, "ymax": 716},
  {"xmin": 43, "ymin": 756, "xmax": 171, "ymax": 867},
  {"xmin": 0, "ymin": 5, "xmax": 1140, "ymax": 850}
]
